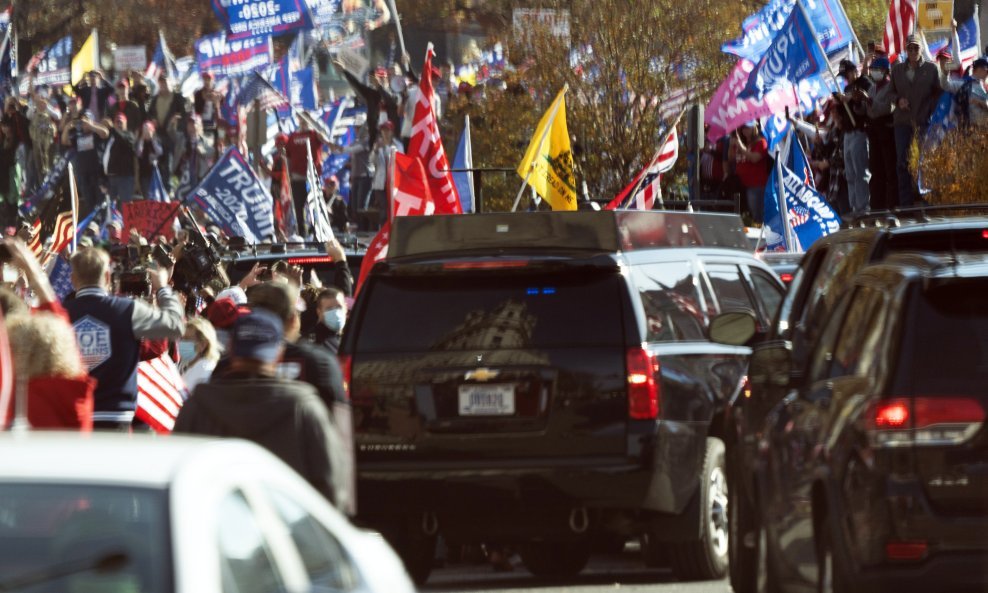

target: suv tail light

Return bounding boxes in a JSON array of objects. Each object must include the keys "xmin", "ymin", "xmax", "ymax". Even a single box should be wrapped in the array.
[
  {"xmin": 627, "ymin": 346, "xmax": 660, "ymax": 420},
  {"xmin": 867, "ymin": 397, "xmax": 986, "ymax": 447},
  {"xmin": 339, "ymin": 354, "xmax": 352, "ymax": 401},
  {"xmin": 287, "ymin": 256, "xmax": 335, "ymax": 265},
  {"xmin": 885, "ymin": 540, "xmax": 928, "ymax": 561},
  {"xmin": 442, "ymin": 260, "xmax": 529, "ymax": 270}
]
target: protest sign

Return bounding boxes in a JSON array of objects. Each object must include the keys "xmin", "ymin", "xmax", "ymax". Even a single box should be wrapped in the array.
[
  {"xmin": 195, "ymin": 32, "xmax": 272, "ymax": 77},
  {"xmin": 123, "ymin": 200, "xmax": 179, "ymax": 241},
  {"xmin": 113, "ymin": 46, "xmax": 147, "ymax": 72},
  {"xmin": 212, "ymin": 0, "xmax": 314, "ymax": 41}
]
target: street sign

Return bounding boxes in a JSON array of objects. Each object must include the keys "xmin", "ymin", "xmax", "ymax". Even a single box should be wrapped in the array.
[{"xmin": 917, "ymin": 0, "xmax": 954, "ymax": 33}]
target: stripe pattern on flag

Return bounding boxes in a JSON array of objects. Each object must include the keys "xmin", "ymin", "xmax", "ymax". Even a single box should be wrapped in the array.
[
  {"xmin": 606, "ymin": 127, "xmax": 680, "ymax": 210},
  {"xmin": 883, "ymin": 0, "xmax": 918, "ymax": 60},
  {"xmin": 136, "ymin": 354, "xmax": 189, "ymax": 433}
]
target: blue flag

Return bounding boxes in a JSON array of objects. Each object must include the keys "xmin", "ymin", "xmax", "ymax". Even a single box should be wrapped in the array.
[
  {"xmin": 148, "ymin": 167, "xmax": 170, "ymax": 202},
  {"xmin": 147, "ymin": 30, "xmax": 179, "ymax": 81},
  {"xmin": 190, "ymin": 148, "xmax": 275, "ymax": 243},
  {"xmin": 740, "ymin": 5, "xmax": 830, "ymax": 100},
  {"xmin": 723, "ymin": 0, "xmax": 854, "ymax": 61},
  {"xmin": 48, "ymin": 256, "xmax": 74, "ymax": 301},
  {"xmin": 786, "ymin": 131, "xmax": 815, "ymax": 189},
  {"xmin": 33, "ymin": 36, "xmax": 72, "ymax": 87},
  {"xmin": 763, "ymin": 159, "xmax": 840, "ymax": 252},
  {"xmin": 195, "ymin": 32, "xmax": 272, "ymax": 78},
  {"xmin": 452, "ymin": 117, "xmax": 475, "ymax": 213},
  {"xmin": 211, "ymin": 0, "xmax": 314, "ymax": 41},
  {"xmin": 762, "ymin": 113, "xmax": 790, "ymax": 153}
]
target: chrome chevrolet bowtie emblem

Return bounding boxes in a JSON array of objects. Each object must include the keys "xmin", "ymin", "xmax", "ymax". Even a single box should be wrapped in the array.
[{"xmin": 465, "ymin": 368, "xmax": 499, "ymax": 382}]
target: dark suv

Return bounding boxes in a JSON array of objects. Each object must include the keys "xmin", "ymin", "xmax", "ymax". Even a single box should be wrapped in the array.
[
  {"xmin": 725, "ymin": 213, "xmax": 988, "ymax": 593},
  {"xmin": 339, "ymin": 210, "xmax": 784, "ymax": 583},
  {"xmin": 744, "ymin": 253, "xmax": 988, "ymax": 592}
]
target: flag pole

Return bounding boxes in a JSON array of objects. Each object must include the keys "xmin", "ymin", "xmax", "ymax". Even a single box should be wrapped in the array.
[
  {"xmin": 795, "ymin": 0, "xmax": 856, "ymax": 127},
  {"xmin": 386, "ymin": 0, "xmax": 408, "ymax": 65},
  {"xmin": 387, "ymin": 146, "xmax": 397, "ymax": 223},
  {"xmin": 512, "ymin": 84, "xmax": 568, "ymax": 212},
  {"xmin": 621, "ymin": 106, "xmax": 687, "ymax": 210},
  {"xmin": 69, "ymin": 163, "xmax": 78, "ymax": 253},
  {"xmin": 777, "ymin": 129, "xmax": 795, "ymax": 252}
]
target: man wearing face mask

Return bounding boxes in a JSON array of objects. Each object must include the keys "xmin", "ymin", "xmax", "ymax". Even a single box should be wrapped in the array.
[
  {"xmin": 312, "ymin": 287, "xmax": 347, "ymax": 354},
  {"xmin": 864, "ymin": 57, "xmax": 898, "ymax": 210}
]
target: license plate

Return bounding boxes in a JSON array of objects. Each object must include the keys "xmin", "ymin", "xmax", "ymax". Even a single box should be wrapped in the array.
[{"xmin": 458, "ymin": 384, "xmax": 515, "ymax": 416}]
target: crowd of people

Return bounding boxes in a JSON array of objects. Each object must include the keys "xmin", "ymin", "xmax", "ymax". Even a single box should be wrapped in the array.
[
  {"xmin": 700, "ymin": 29, "xmax": 988, "ymax": 222},
  {"xmin": 0, "ymin": 226, "xmax": 356, "ymax": 509}
]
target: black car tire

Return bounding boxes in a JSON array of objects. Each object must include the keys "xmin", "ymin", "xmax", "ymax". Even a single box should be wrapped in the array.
[
  {"xmin": 520, "ymin": 541, "xmax": 591, "ymax": 579},
  {"xmin": 729, "ymin": 461, "xmax": 759, "ymax": 593},
  {"xmin": 669, "ymin": 437, "xmax": 730, "ymax": 581},
  {"xmin": 816, "ymin": 513, "xmax": 851, "ymax": 593}
]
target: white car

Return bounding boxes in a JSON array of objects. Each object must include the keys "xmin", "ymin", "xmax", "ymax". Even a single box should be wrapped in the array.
[{"xmin": 0, "ymin": 432, "xmax": 415, "ymax": 593}]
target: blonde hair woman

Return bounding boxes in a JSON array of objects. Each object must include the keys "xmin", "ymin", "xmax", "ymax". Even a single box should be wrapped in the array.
[
  {"xmin": 6, "ymin": 312, "xmax": 95, "ymax": 430},
  {"xmin": 179, "ymin": 317, "xmax": 222, "ymax": 391}
]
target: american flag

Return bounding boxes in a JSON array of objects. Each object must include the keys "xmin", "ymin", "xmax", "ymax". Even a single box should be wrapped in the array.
[
  {"xmin": 788, "ymin": 206, "xmax": 811, "ymax": 227},
  {"xmin": 136, "ymin": 354, "xmax": 189, "ymax": 434},
  {"xmin": 145, "ymin": 30, "xmax": 178, "ymax": 81},
  {"xmin": 48, "ymin": 254, "xmax": 74, "ymax": 300},
  {"xmin": 236, "ymin": 72, "xmax": 289, "ymax": 111},
  {"xmin": 605, "ymin": 127, "xmax": 680, "ymax": 210},
  {"xmin": 304, "ymin": 141, "xmax": 334, "ymax": 242},
  {"xmin": 883, "ymin": 0, "xmax": 917, "ymax": 61}
]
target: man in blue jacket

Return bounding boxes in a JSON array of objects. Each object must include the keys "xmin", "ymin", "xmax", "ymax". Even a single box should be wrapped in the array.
[{"xmin": 64, "ymin": 247, "xmax": 186, "ymax": 430}]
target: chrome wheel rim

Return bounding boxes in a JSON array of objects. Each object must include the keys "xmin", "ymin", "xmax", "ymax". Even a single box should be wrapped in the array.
[{"xmin": 709, "ymin": 466, "xmax": 729, "ymax": 558}]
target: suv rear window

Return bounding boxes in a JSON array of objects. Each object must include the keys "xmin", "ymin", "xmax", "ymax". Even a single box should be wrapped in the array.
[
  {"xmin": 630, "ymin": 261, "xmax": 708, "ymax": 342},
  {"xmin": 893, "ymin": 280, "xmax": 988, "ymax": 395},
  {"xmin": 356, "ymin": 270, "xmax": 626, "ymax": 352}
]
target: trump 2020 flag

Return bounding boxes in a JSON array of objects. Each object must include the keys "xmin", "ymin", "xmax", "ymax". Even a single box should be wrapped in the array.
[
  {"xmin": 740, "ymin": 4, "xmax": 830, "ymax": 100},
  {"xmin": 724, "ymin": 0, "xmax": 854, "ymax": 62},
  {"xmin": 763, "ymin": 162, "xmax": 840, "ymax": 252},
  {"xmin": 33, "ymin": 36, "xmax": 72, "ymax": 87},
  {"xmin": 190, "ymin": 147, "xmax": 275, "ymax": 243}
]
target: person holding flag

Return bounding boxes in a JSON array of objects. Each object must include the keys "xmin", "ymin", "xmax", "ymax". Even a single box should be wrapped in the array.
[
  {"xmin": 148, "ymin": 73, "xmax": 188, "ymax": 191},
  {"xmin": 730, "ymin": 122, "xmax": 769, "ymax": 223},
  {"xmin": 938, "ymin": 53, "xmax": 988, "ymax": 129}
]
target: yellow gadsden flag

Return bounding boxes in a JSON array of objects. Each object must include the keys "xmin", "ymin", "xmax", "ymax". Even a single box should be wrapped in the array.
[
  {"xmin": 71, "ymin": 29, "xmax": 99, "ymax": 86},
  {"xmin": 516, "ymin": 88, "xmax": 577, "ymax": 211}
]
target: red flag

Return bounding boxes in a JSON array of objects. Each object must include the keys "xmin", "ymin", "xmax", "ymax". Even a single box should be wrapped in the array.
[
  {"xmin": 391, "ymin": 152, "xmax": 435, "ymax": 219},
  {"xmin": 136, "ymin": 354, "xmax": 189, "ymax": 433},
  {"xmin": 883, "ymin": 0, "xmax": 917, "ymax": 63},
  {"xmin": 355, "ymin": 220, "xmax": 391, "ymax": 297},
  {"xmin": 407, "ymin": 45, "xmax": 461, "ymax": 215}
]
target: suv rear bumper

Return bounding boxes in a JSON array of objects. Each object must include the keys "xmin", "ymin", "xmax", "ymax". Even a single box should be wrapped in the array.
[
  {"xmin": 356, "ymin": 457, "xmax": 698, "ymax": 541},
  {"xmin": 854, "ymin": 552, "xmax": 988, "ymax": 592}
]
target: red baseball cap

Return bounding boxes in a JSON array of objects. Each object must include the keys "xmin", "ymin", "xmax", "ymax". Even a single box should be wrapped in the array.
[{"xmin": 207, "ymin": 298, "xmax": 251, "ymax": 330}]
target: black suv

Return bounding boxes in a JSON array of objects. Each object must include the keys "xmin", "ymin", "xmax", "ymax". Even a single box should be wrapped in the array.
[
  {"xmin": 725, "ymin": 213, "xmax": 988, "ymax": 593},
  {"xmin": 339, "ymin": 210, "xmax": 784, "ymax": 583},
  {"xmin": 223, "ymin": 240, "xmax": 366, "ymax": 292},
  {"xmin": 739, "ymin": 253, "xmax": 988, "ymax": 592}
]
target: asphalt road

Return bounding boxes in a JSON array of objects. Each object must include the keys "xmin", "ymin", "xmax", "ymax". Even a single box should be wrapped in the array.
[{"xmin": 422, "ymin": 545, "xmax": 731, "ymax": 593}]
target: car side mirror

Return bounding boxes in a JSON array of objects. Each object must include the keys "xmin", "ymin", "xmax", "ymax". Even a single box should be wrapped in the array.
[
  {"xmin": 709, "ymin": 310, "xmax": 758, "ymax": 346},
  {"xmin": 749, "ymin": 342, "xmax": 793, "ymax": 389}
]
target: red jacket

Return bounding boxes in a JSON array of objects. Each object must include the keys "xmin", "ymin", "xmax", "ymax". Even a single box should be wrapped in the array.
[{"xmin": 3, "ymin": 376, "xmax": 96, "ymax": 431}]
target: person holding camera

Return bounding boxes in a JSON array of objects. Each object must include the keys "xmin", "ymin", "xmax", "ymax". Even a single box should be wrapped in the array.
[
  {"xmin": 61, "ymin": 101, "xmax": 109, "ymax": 215},
  {"xmin": 63, "ymin": 247, "xmax": 186, "ymax": 431}
]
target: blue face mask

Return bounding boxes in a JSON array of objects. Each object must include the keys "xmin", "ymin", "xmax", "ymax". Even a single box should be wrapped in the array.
[
  {"xmin": 322, "ymin": 308, "xmax": 346, "ymax": 332},
  {"xmin": 178, "ymin": 339, "xmax": 198, "ymax": 362}
]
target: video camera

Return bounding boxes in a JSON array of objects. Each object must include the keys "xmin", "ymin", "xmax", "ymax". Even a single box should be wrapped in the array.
[
  {"xmin": 171, "ymin": 229, "xmax": 223, "ymax": 294},
  {"xmin": 115, "ymin": 243, "xmax": 174, "ymax": 299}
]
